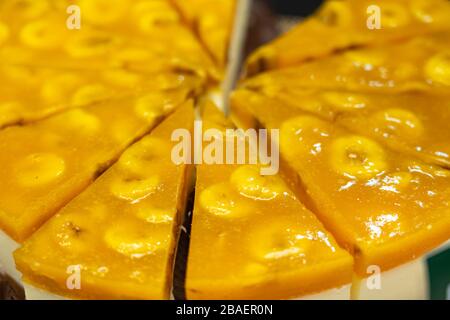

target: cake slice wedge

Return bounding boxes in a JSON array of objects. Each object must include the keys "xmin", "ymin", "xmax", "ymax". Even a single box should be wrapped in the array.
[
  {"xmin": 172, "ymin": 0, "xmax": 236, "ymax": 67},
  {"xmin": 0, "ymin": 88, "xmax": 191, "ymax": 244},
  {"xmin": 185, "ymin": 102, "xmax": 353, "ymax": 300},
  {"xmin": 0, "ymin": 66, "xmax": 203, "ymax": 129},
  {"xmin": 245, "ymin": 0, "xmax": 450, "ymax": 76},
  {"xmin": 239, "ymin": 88, "xmax": 450, "ymax": 168},
  {"xmin": 14, "ymin": 102, "xmax": 194, "ymax": 299},
  {"xmin": 231, "ymin": 90, "xmax": 450, "ymax": 298},
  {"xmin": 243, "ymin": 32, "xmax": 450, "ymax": 94},
  {"xmin": 0, "ymin": 2, "xmax": 217, "ymax": 80}
]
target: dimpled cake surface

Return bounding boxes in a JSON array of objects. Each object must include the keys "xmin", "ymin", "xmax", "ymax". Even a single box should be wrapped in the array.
[
  {"xmin": 0, "ymin": 0, "xmax": 218, "ymax": 78},
  {"xmin": 244, "ymin": 32, "xmax": 450, "ymax": 94},
  {"xmin": 0, "ymin": 87, "xmax": 190, "ymax": 242},
  {"xmin": 0, "ymin": 66, "xmax": 203, "ymax": 128},
  {"xmin": 231, "ymin": 90, "xmax": 450, "ymax": 275},
  {"xmin": 186, "ymin": 103, "xmax": 353, "ymax": 299},
  {"xmin": 243, "ymin": 87, "xmax": 450, "ymax": 167},
  {"xmin": 245, "ymin": 0, "xmax": 450, "ymax": 75},
  {"xmin": 14, "ymin": 102, "xmax": 194, "ymax": 299}
]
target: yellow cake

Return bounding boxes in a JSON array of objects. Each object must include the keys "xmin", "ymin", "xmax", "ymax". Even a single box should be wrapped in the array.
[
  {"xmin": 0, "ymin": 66, "xmax": 203, "ymax": 128},
  {"xmin": 0, "ymin": 0, "xmax": 218, "ymax": 79},
  {"xmin": 237, "ymin": 88, "xmax": 450, "ymax": 168},
  {"xmin": 172, "ymin": 0, "xmax": 236, "ymax": 67},
  {"xmin": 0, "ymin": 0, "xmax": 448, "ymax": 301},
  {"xmin": 231, "ymin": 90, "xmax": 450, "ymax": 276},
  {"xmin": 14, "ymin": 102, "xmax": 194, "ymax": 299},
  {"xmin": 186, "ymin": 102, "xmax": 353, "ymax": 299},
  {"xmin": 245, "ymin": 0, "xmax": 450, "ymax": 76},
  {"xmin": 0, "ymin": 88, "xmax": 191, "ymax": 242},
  {"xmin": 244, "ymin": 32, "xmax": 450, "ymax": 93}
]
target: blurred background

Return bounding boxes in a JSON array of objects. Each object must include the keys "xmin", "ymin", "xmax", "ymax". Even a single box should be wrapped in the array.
[
  {"xmin": 245, "ymin": 0, "xmax": 325, "ymax": 56},
  {"xmin": 267, "ymin": 0, "xmax": 325, "ymax": 15}
]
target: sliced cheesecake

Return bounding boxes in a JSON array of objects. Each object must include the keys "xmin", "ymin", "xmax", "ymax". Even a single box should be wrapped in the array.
[
  {"xmin": 231, "ymin": 90, "xmax": 450, "ymax": 298},
  {"xmin": 14, "ymin": 102, "xmax": 194, "ymax": 299},
  {"xmin": 245, "ymin": 0, "xmax": 450, "ymax": 76},
  {"xmin": 185, "ymin": 102, "xmax": 353, "ymax": 300}
]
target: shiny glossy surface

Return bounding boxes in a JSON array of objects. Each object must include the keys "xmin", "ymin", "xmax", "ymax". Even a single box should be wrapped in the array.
[
  {"xmin": 14, "ymin": 103, "xmax": 194, "ymax": 299},
  {"xmin": 0, "ymin": 89, "xmax": 190, "ymax": 242},
  {"xmin": 232, "ymin": 90, "xmax": 450, "ymax": 275},
  {"xmin": 0, "ymin": 0, "xmax": 218, "ymax": 79},
  {"xmin": 0, "ymin": 0, "xmax": 230, "ymax": 301},
  {"xmin": 0, "ymin": 65, "xmax": 203, "ymax": 128},
  {"xmin": 244, "ymin": 32, "xmax": 450, "ymax": 93},
  {"xmin": 245, "ymin": 0, "xmax": 450, "ymax": 75},
  {"xmin": 246, "ymin": 87, "xmax": 450, "ymax": 167},
  {"xmin": 186, "ymin": 103, "xmax": 353, "ymax": 299},
  {"xmin": 172, "ymin": 0, "xmax": 235, "ymax": 66}
]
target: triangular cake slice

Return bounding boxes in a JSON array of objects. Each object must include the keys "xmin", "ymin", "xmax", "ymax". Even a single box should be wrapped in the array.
[
  {"xmin": 245, "ymin": 0, "xmax": 450, "ymax": 75},
  {"xmin": 172, "ymin": 0, "xmax": 236, "ymax": 67},
  {"xmin": 232, "ymin": 90, "xmax": 450, "ymax": 280},
  {"xmin": 0, "ymin": 65, "xmax": 203, "ymax": 128},
  {"xmin": 0, "ymin": 88, "xmax": 191, "ymax": 243},
  {"xmin": 185, "ymin": 102, "xmax": 353, "ymax": 299},
  {"xmin": 0, "ymin": 0, "xmax": 217, "ymax": 79},
  {"xmin": 244, "ymin": 32, "xmax": 450, "ymax": 93},
  {"xmin": 14, "ymin": 102, "xmax": 194, "ymax": 299},
  {"xmin": 240, "ymin": 88, "xmax": 450, "ymax": 168}
]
